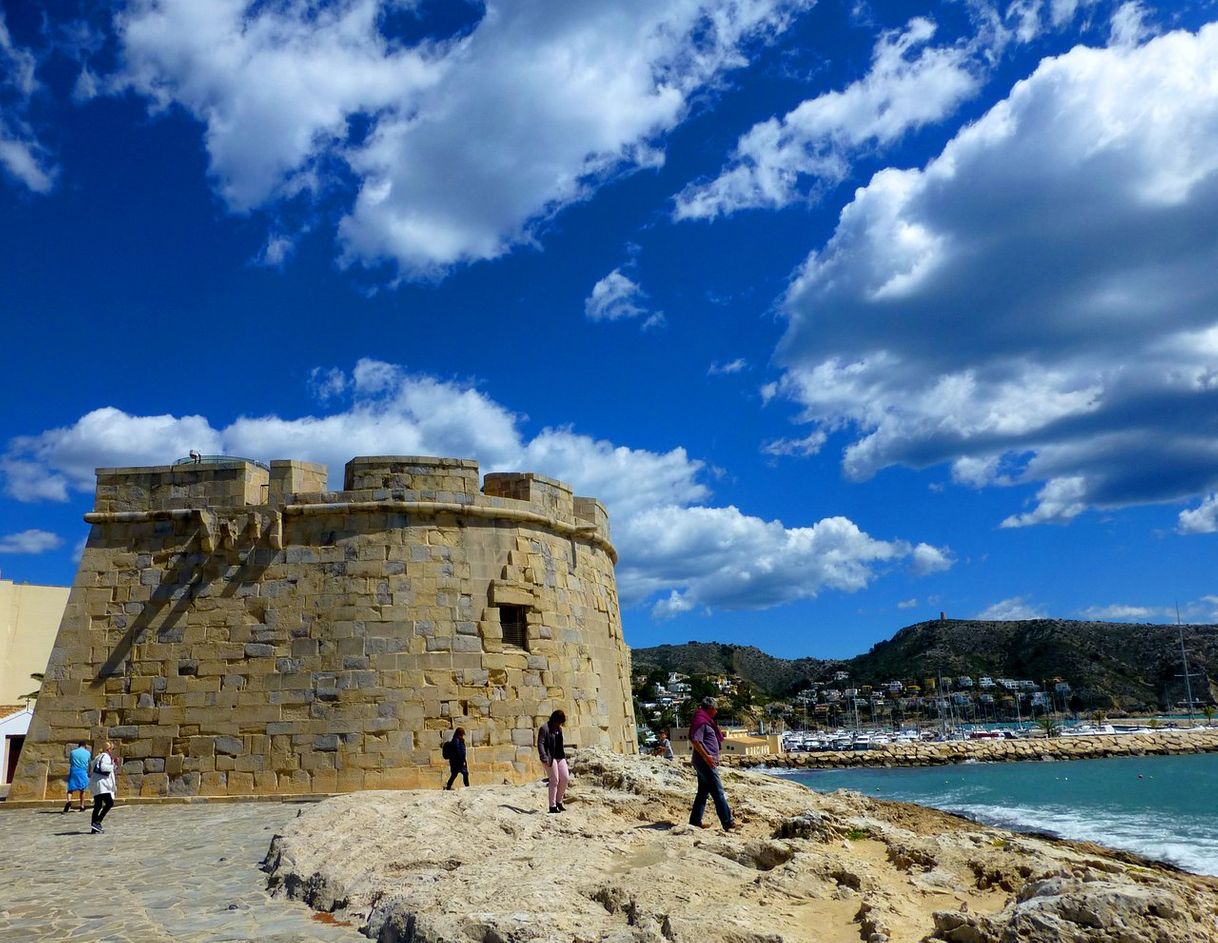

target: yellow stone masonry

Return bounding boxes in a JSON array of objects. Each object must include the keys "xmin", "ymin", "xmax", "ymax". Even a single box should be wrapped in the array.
[{"xmin": 10, "ymin": 456, "xmax": 637, "ymax": 800}]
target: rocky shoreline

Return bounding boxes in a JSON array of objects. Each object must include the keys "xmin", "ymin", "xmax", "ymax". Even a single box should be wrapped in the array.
[
  {"xmin": 727, "ymin": 729, "xmax": 1218, "ymax": 770},
  {"xmin": 263, "ymin": 748, "xmax": 1218, "ymax": 942}
]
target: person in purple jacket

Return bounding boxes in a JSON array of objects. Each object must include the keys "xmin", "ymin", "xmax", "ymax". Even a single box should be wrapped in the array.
[{"xmin": 688, "ymin": 697, "xmax": 735, "ymax": 831}]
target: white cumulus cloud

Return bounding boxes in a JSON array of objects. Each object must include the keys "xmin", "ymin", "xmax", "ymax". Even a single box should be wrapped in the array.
[
  {"xmin": 1004, "ymin": 0, "xmax": 1101, "ymax": 43},
  {"xmin": 584, "ymin": 269, "xmax": 663, "ymax": 327},
  {"xmin": 774, "ymin": 23, "xmax": 1218, "ymax": 528},
  {"xmin": 0, "ymin": 13, "xmax": 54, "ymax": 193},
  {"xmin": 910, "ymin": 542, "xmax": 953, "ymax": 575},
  {"xmin": 1001, "ymin": 476, "xmax": 1088, "ymax": 529},
  {"xmin": 3, "ymin": 407, "xmax": 222, "ymax": 499},
  {"xmin": 2, "ymin": 359, "xmax": 950, "ymax": 616},
  {"xmin": 1195, "ymin": 596, "xmax": 1218, "ymax": 621},
  {"xmin": 975, "ymin": 596, "xmax": 1046, "ymax": 620},
  {"xmin": 618, "ymin": 507, "xmax": 922, "ymax": 617},
  {"xmin": 1178, "ymin": 494, "xmax": 1218, "ymax": 534},
  {"xmin": 116, "ymin": 0, "xmax": 440, "ymax": 212},
  {"xmin": 1108, "ymin": 2, "xmax": 1154, "ymax": 47},
  {"xmin": 0, "ymin": 529, "xmax": 63, "ymax": 554},
  {"xmin": 115, "ymin": 0, "xmax": 810, "ymax": 280},
  {"xmin": 1078, "ymin": 603, "xmax": 1157, "ymax": 620},
  {"xmin": 762, "ymin": 430, "xmax": 827, "ymax": 457},
  {"xmin": 708, "ymin": 358, "xmax": 748, "ymax": 376},
  {"xmin": 674, "ymin": 17, "xmax": 981, "ymax": 220}
]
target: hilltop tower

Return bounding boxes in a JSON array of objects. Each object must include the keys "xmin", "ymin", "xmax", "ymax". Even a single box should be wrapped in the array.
[{"xmin": 10, "ymin": 456, "xmax": 636, "ymax": 799}]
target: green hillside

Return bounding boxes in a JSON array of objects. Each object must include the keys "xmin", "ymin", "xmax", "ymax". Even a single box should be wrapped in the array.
[
  {"xmin": 630, "ymin": 641, "xmax": 833, "ymax": 696},
  {"xmin": 632, "ymin": 619, "xmax": 1218, "ymax": 711}
]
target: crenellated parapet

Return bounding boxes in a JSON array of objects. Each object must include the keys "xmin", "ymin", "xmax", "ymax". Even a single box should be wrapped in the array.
[{"xmin": 11, "ymin": 455, "xmax": 634, "ymax": 801}]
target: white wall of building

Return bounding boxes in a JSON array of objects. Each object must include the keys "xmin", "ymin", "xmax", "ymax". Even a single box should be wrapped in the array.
[{"xmin": 1, "ymin": 705, "xmax": 33, "ymax": 785}]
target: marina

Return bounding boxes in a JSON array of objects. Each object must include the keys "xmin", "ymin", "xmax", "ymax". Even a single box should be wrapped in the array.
[
  {"xmin": 775, "ymin": 719, "xmax": 1211, "ymax": 753},
  {"xmin": 724, "ymin": 726, "xmax": 1218, "ymax": 771}
]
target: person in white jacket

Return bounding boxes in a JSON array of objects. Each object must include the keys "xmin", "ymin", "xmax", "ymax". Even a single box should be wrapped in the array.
[{"xmin": 89, "ymin": 741, "xmax": 119, "ymax": 834}]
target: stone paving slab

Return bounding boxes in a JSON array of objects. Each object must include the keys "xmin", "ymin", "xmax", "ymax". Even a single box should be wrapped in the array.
[{"xmin": 0, "ymin": 802, "xmax": 366, "ymax": 943}]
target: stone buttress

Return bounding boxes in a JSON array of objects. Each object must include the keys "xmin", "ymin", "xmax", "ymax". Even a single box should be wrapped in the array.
[{"xmin": 10, "ymin": 456, "xmax": 636, "ymax": 799}]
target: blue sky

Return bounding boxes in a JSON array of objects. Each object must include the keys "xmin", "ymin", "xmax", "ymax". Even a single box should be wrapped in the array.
[{"xmin": 1, "ymin": 0, "xmax": 1216, "ymax": 658}]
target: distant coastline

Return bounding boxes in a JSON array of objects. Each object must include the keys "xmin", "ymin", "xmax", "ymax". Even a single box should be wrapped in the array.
[{"xmin": 727, "ymin": 727, "xmax": 1218, "ymax": 770}]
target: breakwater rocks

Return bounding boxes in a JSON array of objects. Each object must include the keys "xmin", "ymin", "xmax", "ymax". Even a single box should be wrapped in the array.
[
  {"xmin": 728, "ymin": 729, "xmax": 1218, "ymax": 771},
  {"xmin": 264, "ymin": 748, "xmax": 1218, "ymax": 943}
]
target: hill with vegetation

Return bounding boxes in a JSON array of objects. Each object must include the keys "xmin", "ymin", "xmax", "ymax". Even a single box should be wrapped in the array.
[
  {"xmin": 632, "ymin": 619, "xmax": 1218, "ymax": 711},
  {"xmin": 630, "ymin": 641, "xmax": 829, "ymax": 695}
]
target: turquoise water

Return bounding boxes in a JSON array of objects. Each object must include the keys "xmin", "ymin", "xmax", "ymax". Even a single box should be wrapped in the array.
[{"xmin": 783, "ymin": 753, "xmax": 1218, "ymax": 876}]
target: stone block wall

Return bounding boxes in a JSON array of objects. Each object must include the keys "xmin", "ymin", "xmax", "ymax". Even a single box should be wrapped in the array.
[{"xmin": 11, "ymin": 456, "xmax": 636, "ymax": 800}]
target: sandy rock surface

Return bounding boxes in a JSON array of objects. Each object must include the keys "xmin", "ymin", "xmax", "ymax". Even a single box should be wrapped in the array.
[{"xmin": 263, "ymin": 750, "xmax": 1218, "ymax": 943}]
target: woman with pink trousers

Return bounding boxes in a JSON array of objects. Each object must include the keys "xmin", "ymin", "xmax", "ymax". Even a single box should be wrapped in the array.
[{"xmin": 537, "ymin": 709, "xmax": 568, "ymax": 813}]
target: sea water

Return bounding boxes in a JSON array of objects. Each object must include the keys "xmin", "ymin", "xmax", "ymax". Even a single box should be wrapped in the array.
[{"xmin": 783, "ymin": 752, "xmax": 1218, "ymax": 876}]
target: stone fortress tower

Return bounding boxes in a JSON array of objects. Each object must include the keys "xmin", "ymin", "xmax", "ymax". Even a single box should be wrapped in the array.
[{"xmin": 11, "ymin": 455, "xmax": 637, "ymax": 800}]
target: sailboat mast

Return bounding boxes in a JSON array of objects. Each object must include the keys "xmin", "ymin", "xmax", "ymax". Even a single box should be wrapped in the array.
[{"xmin": 1177, "ymin": 602, "xmax": 1196, "ymax": 723}]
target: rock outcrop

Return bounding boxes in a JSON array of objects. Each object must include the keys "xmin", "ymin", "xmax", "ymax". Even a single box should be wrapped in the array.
[{"xmin": 262, "ymin": 749, "xmax": 1218, "ymax": 942}]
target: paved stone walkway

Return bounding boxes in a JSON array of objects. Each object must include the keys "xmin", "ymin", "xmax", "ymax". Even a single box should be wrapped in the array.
[{"xmin": 0, "ymin": 802, "xmax": 367, "ymax": 943}]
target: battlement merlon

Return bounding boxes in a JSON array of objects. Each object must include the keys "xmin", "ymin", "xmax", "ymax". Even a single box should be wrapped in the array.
[{"xmin": 87, "ymin": 454, "xmax": 614, "ymax": 556}]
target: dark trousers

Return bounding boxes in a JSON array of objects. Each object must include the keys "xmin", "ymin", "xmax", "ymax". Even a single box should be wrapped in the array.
[
  {"xmin": 445, "ymin": 765, "xmax": 469, "ymax": 789},
  {"xmin": 91, "ymin": 793, "xmax": 114, "ymax": 826},
  {"xmin": 690, "ymin": 755, "xmax": 732, "ymax": 828}
]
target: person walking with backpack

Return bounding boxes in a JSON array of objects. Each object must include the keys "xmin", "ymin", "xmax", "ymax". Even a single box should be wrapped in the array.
[
  {"xmin": 89, "ymin": 740, "xmax": 119, "ymax": 834},
  {"xmin": 443, "ymin": 727, "xmax": 468, "ymax": 790},
  {"xmin": 537, "ymin": 709, "xmax": 568, "ymax": 813},
  {"xmin": 688, "ymin": 698, "xmax": 735, "ymax": 832}
]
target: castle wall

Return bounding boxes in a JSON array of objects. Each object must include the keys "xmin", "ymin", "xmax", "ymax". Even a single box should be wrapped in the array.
[{"xmin": 10, "ymin": 456, "xmax": 636, "ymax": 800}]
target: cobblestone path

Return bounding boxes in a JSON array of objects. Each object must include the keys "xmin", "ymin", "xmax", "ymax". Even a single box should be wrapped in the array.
[{"xmin": 0, "ymin": 802, "xmax": 367, "ymax": 943}]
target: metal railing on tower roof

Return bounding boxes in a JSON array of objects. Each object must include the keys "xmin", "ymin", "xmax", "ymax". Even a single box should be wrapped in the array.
[{"xmin": 173, "ymin": 455, "xmax": 270, "ymax": 471}]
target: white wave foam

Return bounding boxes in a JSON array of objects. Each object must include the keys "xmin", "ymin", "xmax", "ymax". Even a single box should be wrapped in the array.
[
  {"xmin": 946, "ymin": 802, "xmax": 1218, "ymax": 876},
  {"xmin": 781, "ymin": 765, "xmax": 1218, "ymax": 876}
]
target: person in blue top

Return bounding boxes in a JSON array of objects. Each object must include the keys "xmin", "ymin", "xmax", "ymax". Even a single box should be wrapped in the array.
[
  {"xmin": 443, "ymin": 727, "xmax": 468, "ymax": 790},
  {"xmin": 63, "ymin": 741, "xmax": 91, "ymax": 813}
]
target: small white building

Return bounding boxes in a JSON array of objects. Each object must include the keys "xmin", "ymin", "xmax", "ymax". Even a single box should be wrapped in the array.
[
  {"xmin": 721, "ymin": 734, "xmax": 778, "ymax": 757},
  {"xmin": 668, "ymin": 727, "xmax": 783, "ymax": 757},
  {"xmin": 0, "ymin": 704, "xmax": 33, "ymax": 793}
]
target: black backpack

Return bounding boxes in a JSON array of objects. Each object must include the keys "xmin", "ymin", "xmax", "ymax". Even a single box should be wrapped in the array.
[{"xmin": 441, "ymin": 739, "xmax": 453, "ymax": 760}]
